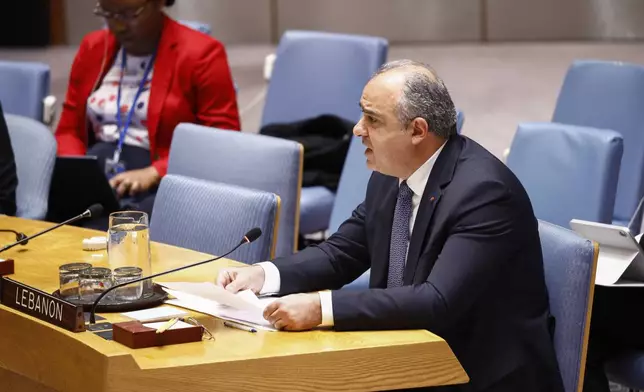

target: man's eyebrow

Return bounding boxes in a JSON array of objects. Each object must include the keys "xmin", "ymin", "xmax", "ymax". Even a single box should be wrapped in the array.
[{"xmin": 359, "ymin": 102, "xmax": 380, "ymax": 117}]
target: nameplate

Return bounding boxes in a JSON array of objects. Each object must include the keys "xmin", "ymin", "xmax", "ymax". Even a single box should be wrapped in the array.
[{"xmin": 0, "ymin": 277, "xmax": 85, "ymax": 332}]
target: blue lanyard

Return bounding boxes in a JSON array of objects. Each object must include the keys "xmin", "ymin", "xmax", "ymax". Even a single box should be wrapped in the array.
[{"xmin": 113, "ymin": 48, "xmax": 156, "ymax": 162}]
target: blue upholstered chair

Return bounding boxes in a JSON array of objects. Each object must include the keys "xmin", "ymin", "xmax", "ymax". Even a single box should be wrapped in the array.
[
  {"xmin": 167, "ymin": 124, "xmax": 303, "ymax": 258},
  {"xmin": 179, "ymin": 20, "xmax": 211, "ymax": 35},
  {"xmin": 0, "ymin": 61, "xmax": 50, "ymax": 122},
  {"xmin": 150, "ymin": 174, "xmax": 279, "ymax": 264},
  {"xmin": 506, "ymin": 123, "xmax": 623, "ymax": 228},
  {"xmin": 456, "ymin": 110, "xmax": 465, "ymax": 134},
  {"xmin": 5, "ymin": 114, "xmax": 56, "ymax": 220},
  {"xmin": 539, "ymin": 221, "xmax": 598, "ymax": 392},
  {"xmin": 552, "ymin": 60, "xmax": 644, "ymax": 227},
  {"xmin": 606, "ymin": 352, "xmax": 644, "ymax": 392},
  {"xmin": 261, "ymin": 30, "xmax": 388, "ymax": 236}
]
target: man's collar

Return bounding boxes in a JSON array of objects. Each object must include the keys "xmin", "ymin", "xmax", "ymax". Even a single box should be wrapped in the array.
[{"xmin": 400, "ymin": 141, "xmax": 447, "ymax": 196}]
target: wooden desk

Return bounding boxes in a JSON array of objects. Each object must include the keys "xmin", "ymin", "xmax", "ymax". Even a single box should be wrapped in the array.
[{"xmin": 0, "ymin": 216, "xmax": 468, "ymax": 392}]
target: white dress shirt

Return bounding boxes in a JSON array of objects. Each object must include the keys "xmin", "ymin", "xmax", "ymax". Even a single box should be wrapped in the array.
[{"xmin": 258, "ymin": 142, "xmax": 446, "ymax": 327}]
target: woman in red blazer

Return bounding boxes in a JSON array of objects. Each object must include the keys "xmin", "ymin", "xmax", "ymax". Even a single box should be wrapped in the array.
[{"xmin": 55, "ymin": 0, "xmax": 240, "ymax": 226}]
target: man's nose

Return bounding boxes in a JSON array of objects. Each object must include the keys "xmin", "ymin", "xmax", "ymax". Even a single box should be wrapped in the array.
[{"xmin": 353, "ymin": 118, "xmax": 366, "ymax": 137}]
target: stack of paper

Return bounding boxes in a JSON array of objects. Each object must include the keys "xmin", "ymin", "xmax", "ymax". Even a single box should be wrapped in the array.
[{"xmin": 157, "ymin": 282, "xmax": 278, "ymax": 331}]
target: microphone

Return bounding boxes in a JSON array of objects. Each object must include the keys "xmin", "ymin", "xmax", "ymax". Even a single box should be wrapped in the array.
[
  {"xmin": 89, "ymin": 227, "xmax": 262, "ymax": 324},
  {"xmin": 0, "ymin": 229, "xmax": 28, "ymax": 246},
  {"xmin": 0, "ymin": 204, "xmax": 104, "ymax": 254}
]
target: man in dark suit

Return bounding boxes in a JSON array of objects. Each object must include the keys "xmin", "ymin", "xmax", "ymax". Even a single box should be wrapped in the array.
[
  {"xmin": 0, "ymin": 102, "xmax": 18, "ymax": 216},
  {"xmin": 217, "ymin": 60, "xmax": 564, "ymax": 392}
]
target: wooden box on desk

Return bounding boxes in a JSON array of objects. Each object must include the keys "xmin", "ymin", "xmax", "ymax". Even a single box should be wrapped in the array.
[
  {"xmin": 113, "ymin": 320, "xmax": 203, "ymax": 349},
  {"xmin": 0, "ymin": 259, "xmax": 14, "ymax": 276}
]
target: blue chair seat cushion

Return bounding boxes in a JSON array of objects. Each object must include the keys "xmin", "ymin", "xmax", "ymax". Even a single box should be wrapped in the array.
[
  {"xmin": 299, "ymin": 186, "xmax": 335, "ymax": 234},
  {"xmin": 606, "ymin": 350, "xmax": 644, "ymax": 389}
]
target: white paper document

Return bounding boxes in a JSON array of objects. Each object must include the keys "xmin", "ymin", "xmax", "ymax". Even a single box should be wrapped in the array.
[
  {"xmin": 121, "ymin": 306, "xmax": 189, "ymax": 323},
  {"xmin": 157, "ymin": 282, "xmax": 278, "ymax": 331}
]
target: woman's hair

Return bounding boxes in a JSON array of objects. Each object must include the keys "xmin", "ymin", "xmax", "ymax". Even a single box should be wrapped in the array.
[{"xmin": 165, "ymin": 0, "xmax": 175, "ymax": 6}]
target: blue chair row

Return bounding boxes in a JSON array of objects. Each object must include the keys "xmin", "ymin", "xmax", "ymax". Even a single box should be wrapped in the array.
[
  {"xmin": 506, "ymin": 123, "xmax": 623, "ymax": 228},
  {"xmin": 261, "ymin": 30, "xmax": 389, "ymax": 237},
  {"xmin": 150, "ymin": 174, "xmax": 279, "ymax": 264},
  {"xmin": 0, "ymin": 61, "xmax": 51, "ymax": 123},
  {"xmin": 168, "ymin": 124, "xmax": 303, "ymax": 259}
]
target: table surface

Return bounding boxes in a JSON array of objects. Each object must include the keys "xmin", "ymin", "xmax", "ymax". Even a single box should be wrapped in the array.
[{"xmin": 0, "ymin": 216, "xmax": 468, "ymax": 392}]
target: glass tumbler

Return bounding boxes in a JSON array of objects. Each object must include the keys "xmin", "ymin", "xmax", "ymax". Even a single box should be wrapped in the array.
[
  {"xmin": 59, "ymin": 262, "xmax": 92, "ymax": 299},
  {"xmin": 113, "ymin": 266, "xmax": 143, "ymax": 302},
  {"xmin": 108, "ymin": 211, "xmax": 152, "ymax": 297},
  {"xmin": 79, "ymin": 267, "xmax": 113, "ymax": 302}
]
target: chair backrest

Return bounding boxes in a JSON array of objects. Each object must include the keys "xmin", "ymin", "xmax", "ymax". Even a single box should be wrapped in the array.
[
  {"xmin": 167, "ymin": 124, "xmax": 302, "ymax": 258},
  {"xmin": 0, "ymin": 62, "xmax": 50, "ymax": 121},
  {"xmin": 150, "ymin": 174, "xmax": 279, "ymax": 264},
  {"xmin": 5, "ymin": 114, "xmax": 56, "ymax": 220},
  {"xmin": 539, "ymin": 220, "xmax": 598, "ymax": 392},
  {"xmin": 261, "ymin": 30, "xmax": 388, "ymax": 127},
  {"xmin": 328, "ymin": 109, "xmax": 465, "ymax": 233},
  {"xmin": 179, "ymin": 20, "xmax": 212, "ymax": 35},
  {"xmin": 507, "ymin": 123, "xmax": 623, "ymax": 228},
  {"xmin": 552, "ymin": 60, "xmax": 644, "ymax": 223}
]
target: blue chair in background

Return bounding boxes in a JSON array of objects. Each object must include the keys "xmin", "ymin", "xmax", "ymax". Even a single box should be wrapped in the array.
[
  {"xmin": 179, "ymin": 20, "xmax": 212, "ymax": 35},
  {"xmin": 506, "ymin": 123, "xmax": 623, "ymax": 228},
  {"xmin": 539, "ymin": 220, "xmax": 598, "ymax": 392},
  {"xmin": 5, "ymin": 114, "xmax": 56, "ymax": 220},
  {"xmin": 552, "ymin": 60, "xmax": 644, "ymax": 228},
  {"xmin": 167, "ymin": 124, "xmax": 303, "ymax": 258},
  {"xmin": 261, "ymin": 30, "xmax": 388, "ymax": 236},
  {"xmin": 0, "ymin": 61, "xmax": 51, "ymax": 122},
  {"xmin": 150, "ymin": 174, "xmax": 279, "ymax": 264}
]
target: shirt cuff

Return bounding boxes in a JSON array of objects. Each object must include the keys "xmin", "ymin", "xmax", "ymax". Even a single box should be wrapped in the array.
[
  {"xmin": 257, "ymin": 262, "xmax": 280, "ymax": 295},
  {"xmin": 318, "ymin": 291, "xmax": 335, "ymax": 327}
]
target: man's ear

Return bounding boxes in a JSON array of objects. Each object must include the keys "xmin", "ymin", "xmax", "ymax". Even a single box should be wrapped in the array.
[{"xmin": 410, "ymin": 117, "xmax": 429, "ymax": 145}]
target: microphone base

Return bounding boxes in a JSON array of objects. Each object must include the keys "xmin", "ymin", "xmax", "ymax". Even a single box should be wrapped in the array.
[{"xmin": 51, "ymin": 283, "xmax": 168, "ymax": 313}]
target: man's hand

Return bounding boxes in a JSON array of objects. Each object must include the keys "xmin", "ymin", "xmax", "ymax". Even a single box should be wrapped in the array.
[
  {"xmin": 216, "ymin": 266, "xmax": 265, "ymax": 294},
  {"xmin": 263, "ymin": 293, "xmax": 322, "ymax": 331},
  {"xmin": 109, "ymin": 166, "xmax": 160, "ymax": 197}
]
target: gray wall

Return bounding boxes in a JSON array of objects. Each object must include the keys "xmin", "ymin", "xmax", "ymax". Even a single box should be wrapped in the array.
[{"xmin": 64, "ymin": 0, "xmax": 644, "ymax": 45}]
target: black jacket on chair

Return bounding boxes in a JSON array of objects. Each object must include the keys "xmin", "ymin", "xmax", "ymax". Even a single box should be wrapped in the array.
[
  {"xmin": 0, "ymin": 102, "xmax": 18, "ymax": 216},
  {"xmin": 272, "ymin": 135, "xmax": 565, "ymax": 392},
  {"xmin": 260, "ymin": 114, "xmax": 354, "ymax": 191}
]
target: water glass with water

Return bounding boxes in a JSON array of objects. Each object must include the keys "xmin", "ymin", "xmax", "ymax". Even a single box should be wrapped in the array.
[
  {"xmin": 79, "ymin": 267, "xmax": 113, "ymax": 302},
  {"xmin": 108, "ymin": 211, "xmax": 152, "ymax": 297},
  {"xmin": 59, "ymin": 262, "xmax": 92, "ymax": 299},
  {"xmin": 113, "ymin": 266, "xmax": 143, "ymax": 301}
]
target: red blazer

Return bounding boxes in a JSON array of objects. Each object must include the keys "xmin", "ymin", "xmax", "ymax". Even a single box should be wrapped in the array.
[{"xmin": 55, "ymin": 16, "xmax": 241, "ymax": 177}]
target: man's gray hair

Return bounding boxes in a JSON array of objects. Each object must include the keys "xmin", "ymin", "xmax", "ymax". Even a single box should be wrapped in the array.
[{"xmin": 373, "ymin": 60, "xmax": 457, "ymax": 138}]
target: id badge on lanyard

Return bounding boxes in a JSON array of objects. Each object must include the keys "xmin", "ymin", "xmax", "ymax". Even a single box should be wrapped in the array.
[{"xmin": 104, "ymin": 48, "xmax": 156, "ymax": 179}]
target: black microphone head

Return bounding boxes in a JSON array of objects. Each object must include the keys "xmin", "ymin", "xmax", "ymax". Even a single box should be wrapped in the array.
[
  {"xmin": 85, "ymin": 204, "xmax": 104, "ymax": 218},
  {"xmin": 243, "ymin": 228, "xmax": 262, "ymax": 244},
  {"xmin": 16, "ymin": 232, "xmax": 28, "ymax": 245}
]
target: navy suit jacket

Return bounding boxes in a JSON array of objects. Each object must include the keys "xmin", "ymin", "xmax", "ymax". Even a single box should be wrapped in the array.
[{"xmin": 272, "ymin": 135, "xmax": 564, "ymax": 391}]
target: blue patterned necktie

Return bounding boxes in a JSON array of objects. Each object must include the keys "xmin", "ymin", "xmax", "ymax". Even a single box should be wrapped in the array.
[{"xmin": 387, "ymin": 181, "xmax": 414, "ymax": 288}]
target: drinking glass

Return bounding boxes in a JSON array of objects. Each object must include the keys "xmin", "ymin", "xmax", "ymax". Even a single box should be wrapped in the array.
[
  {"xmin": 59, "ymin": 262, "xmax": 92, "ymax": 299},
  {"xmin": 113, "ymin": 266, "xmax": 143, "ymax": 301},
  {"xmin": 107, "ymin": 211, "xmax": 152, "ymax": 297},
  {"xmin": 79, "ymin": 267, "xmax": 113, "ymax": 302}
]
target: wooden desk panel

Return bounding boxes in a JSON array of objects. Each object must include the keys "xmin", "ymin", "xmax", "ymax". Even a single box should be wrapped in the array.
[{"xmin": 0, "ymin": 216, "xmax": 468, "ymax": 391}]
